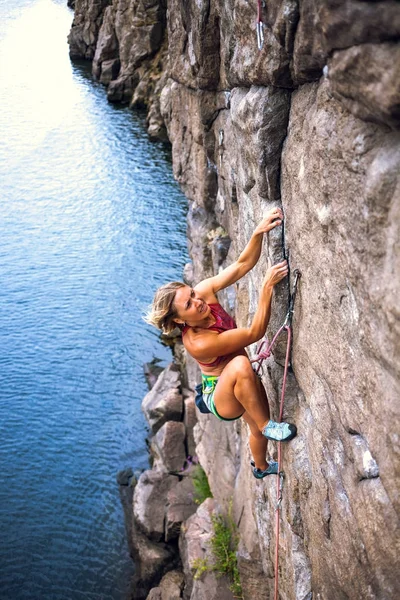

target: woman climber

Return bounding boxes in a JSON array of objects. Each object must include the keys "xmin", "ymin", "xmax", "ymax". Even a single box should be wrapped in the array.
[{"xmin": 145, "ymin": 207, "xmax": 297, "ymax": 479}]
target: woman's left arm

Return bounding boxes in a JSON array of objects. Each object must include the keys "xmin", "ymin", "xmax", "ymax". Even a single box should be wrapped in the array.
[{"xmin": 196, "ymin": 207, "xmax": 283, "ymax": 296}]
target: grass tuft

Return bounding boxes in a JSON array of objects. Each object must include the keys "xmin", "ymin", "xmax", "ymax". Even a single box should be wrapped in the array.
[
  {"xmin": 191, "ymin": 464, "xmax": 213, "ymax": 505},
  {"xmin": 192, "ymin": 504, "xmax": 243, "ymax": 599}
]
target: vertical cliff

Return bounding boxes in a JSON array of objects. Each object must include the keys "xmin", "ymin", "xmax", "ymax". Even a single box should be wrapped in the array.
[{"xmin": 68, "ymin": 2, "xmax": 400, "ymax": 599}]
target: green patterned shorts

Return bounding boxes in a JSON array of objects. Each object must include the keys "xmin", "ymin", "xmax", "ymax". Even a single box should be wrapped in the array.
[{"xmin": 201, "ymin": 374, "xmax": 242, "ymax": 421}]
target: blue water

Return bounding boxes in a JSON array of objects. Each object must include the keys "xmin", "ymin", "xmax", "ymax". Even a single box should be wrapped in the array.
[{"xmin": 0, "ymin": 1, "xmax": 188, "ymax": 598}]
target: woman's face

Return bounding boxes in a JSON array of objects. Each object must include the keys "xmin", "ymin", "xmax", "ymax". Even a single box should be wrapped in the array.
[{"xmin": 173, "ymin": 285, "xmax": 211, "ymax": 325}]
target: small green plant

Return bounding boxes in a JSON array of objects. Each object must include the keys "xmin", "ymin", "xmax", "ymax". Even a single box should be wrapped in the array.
[
  {"xmin": 210, "ymin": 512, "xmax": 242, "ymax": 598},
  {"xmin": 192, "ymin": 557, "xmax": 209, "ymax": 579},
  {"xmin": 192, "ymin": 504, "xmax": 243, "ymax": 599},
  {"xmin": 191, "ymin": 464, "xmax": 213, "ymax": 505}
]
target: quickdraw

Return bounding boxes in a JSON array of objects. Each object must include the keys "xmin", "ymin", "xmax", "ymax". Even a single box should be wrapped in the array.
[
  {"xmin": 251, "ymin": 268, "xmax": 301, "ymax": 600},
  {"xmin": 275, "ymin": 470, "xmax": 284, "ymax": 511},
  {"xmin": 251, "ymin": 269, "xmax": 301, "ymax": 373},
  {"xmin": 256, "ymin": 0, "xmax": 265, "ymax": 51}
]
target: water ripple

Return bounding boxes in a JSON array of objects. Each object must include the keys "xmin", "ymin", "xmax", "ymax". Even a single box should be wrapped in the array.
[{"xmin": 0, "ymin": 1, "xmax": 188, "ymax": 599}]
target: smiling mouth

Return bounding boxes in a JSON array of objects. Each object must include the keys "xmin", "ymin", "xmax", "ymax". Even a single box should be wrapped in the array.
[{"xmin": 199, "ymin": 302, "xmax": 205, "ymax": 314}]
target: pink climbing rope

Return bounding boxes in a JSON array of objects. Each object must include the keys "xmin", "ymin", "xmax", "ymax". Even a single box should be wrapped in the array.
[{"xmin": 251, "ymin": 269, "xmax": 301, "ymax": 600}]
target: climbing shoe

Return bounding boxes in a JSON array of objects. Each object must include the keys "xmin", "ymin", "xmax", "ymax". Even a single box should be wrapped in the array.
[
  {"xmin": 262, "ymin": 420, "xmax": 297, "ymax": 442},
  {"xmin": 252, "ymin": 461, "xmax": 279, "ymax": 479}
]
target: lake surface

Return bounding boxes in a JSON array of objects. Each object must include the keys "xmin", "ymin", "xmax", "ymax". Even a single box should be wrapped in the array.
[{"xmin": 0, "ymin": 1, "xmax": 188, "ymax": 598}]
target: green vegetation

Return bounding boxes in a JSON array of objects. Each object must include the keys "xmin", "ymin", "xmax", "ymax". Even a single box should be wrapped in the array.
[
  {"xmin": 193, "ymin": 506, "xmax": 243, "ymax": 599},
  {"xmin": 191, "ymin": 464, "xmax": 213, "ymax": 505}
]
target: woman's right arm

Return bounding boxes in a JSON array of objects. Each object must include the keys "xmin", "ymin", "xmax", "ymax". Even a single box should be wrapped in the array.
[{"xmin": 185, "ymin": 260, "xmax": 288, "ymax": 361}]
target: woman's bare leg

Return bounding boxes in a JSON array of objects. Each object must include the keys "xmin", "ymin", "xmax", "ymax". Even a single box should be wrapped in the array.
[
  {"xmin": 213, "ymin": 355, "xmax": 270, "ymax": 430},
  {"xmin": 242, "ymin": 411, "xmax": 269, "ymax": 470}
]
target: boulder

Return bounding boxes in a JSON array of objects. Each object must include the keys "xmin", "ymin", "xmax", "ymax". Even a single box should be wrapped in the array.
[
  {"xmin": 143, "ymin": 358, "xmax": 164, "ymax": 391},
  {"xmin": 188, "ymin": 574, "xmax": 235, "ymax": 600},
  {"xmin": 133, "ymin": 469, "xmax": 177, "ymax": 542},
  {"xmin": 117, "ymin": 468, "xmax": 137, "ymax": 558},
  {"xmin": 142, "ymin": 363, "xmax": 183, "ymax": 434},
  {"xmin": 146, "ymin": 589, "xmax": 161, "ymax": 600},
  {"xmin": 165, "ymin": 476, "xmax": 198, "ymax": 542},
  {"xmin": 146, "ymin": 570, "xmax": 185, "ymax": 600},
  {"xmin": 152, "ymin": 421, "xmax": 187, "ymax": 473},
  {"xmin": 131, "ymin": 524, "xmax": 178, "ymax": 600}
]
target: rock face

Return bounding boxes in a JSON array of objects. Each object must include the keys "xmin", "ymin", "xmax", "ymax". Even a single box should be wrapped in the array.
[
  {"xmin": 157, "ymin": 3, "xmax": 399, "ymax": 598},
  {"xmin": 69, "ymin": 0, "xmax": 168, "ymax": 137},
  {"xmin": 328, "ymin": 42, "xmax": 400, "ymax": 129},
  {"xmin": 68, "ymin": 2, "xmax": 400, "ymax": 599},
  {"xmin": 280, "ymin": 79, "xmax": 399, "ymax": 600},
  {"xmin": 68, "ymin": 0, "xmax": 110, "ymax": 60}
]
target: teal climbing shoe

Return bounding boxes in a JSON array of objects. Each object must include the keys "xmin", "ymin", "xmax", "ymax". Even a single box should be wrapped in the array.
[
  {"xmin": 262, "ymin": 420, "xmax": 297, "ymax": 442},
  {"xmin": 252, "ymin": 461, "xmax": 279, "ymax": 479}
]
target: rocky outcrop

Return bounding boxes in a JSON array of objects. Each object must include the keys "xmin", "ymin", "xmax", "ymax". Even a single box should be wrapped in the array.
[
  {"xmin": 69, "ymin": 0, "xmax": 168, "ymax": 137},
  {"xmin": 128, "ymin": 362, "xmax": 201, "ymax": 599},
  {"xmin": 68, "ymin": 2, "xmax": 400, "ymax": 599},
  {"xmin": 129, "ymin": 358, "xmax": 239, "ymax": 600},
  {"xmin": 68, "ymin": 0, "xmax": 110, "ymax": 60},
  {"xmin": 328, "ymin": 42, "xmax": 400, "ymax": 129}
]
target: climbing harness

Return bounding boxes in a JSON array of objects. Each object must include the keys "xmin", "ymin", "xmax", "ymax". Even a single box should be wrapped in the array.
[
  {"xmin": 251, "ymin": 269, "xmax": 301, "ymax": 600},
  {"xmin": 256, "ymin": 0, "xmax": 265, "ymax": 51}
]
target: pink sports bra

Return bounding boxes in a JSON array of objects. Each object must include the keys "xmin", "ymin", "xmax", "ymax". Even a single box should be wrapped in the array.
[{"xmin": 182, "ymin": 303, "xmax": 237, "ymax": 368}]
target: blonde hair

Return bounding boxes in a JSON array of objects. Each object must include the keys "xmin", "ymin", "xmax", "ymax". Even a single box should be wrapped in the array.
[{"xmin": 144, "ymin": 281, "xmax": 186, "ymax": 334}]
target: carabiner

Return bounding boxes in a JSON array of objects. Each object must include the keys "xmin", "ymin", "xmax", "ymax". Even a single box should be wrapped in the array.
[
  {"xmin": 256, "ymin": 21, "xmax": 264, "ymax": 51},
  {"xmin": 256, "ymin": 0, "xmax": 264, "ymax": 50}
]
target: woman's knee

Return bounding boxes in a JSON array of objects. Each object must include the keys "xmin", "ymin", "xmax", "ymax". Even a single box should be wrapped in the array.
[{"xmin": 229, "ymin": 355, "xmax": 255, "ymax": 381}]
